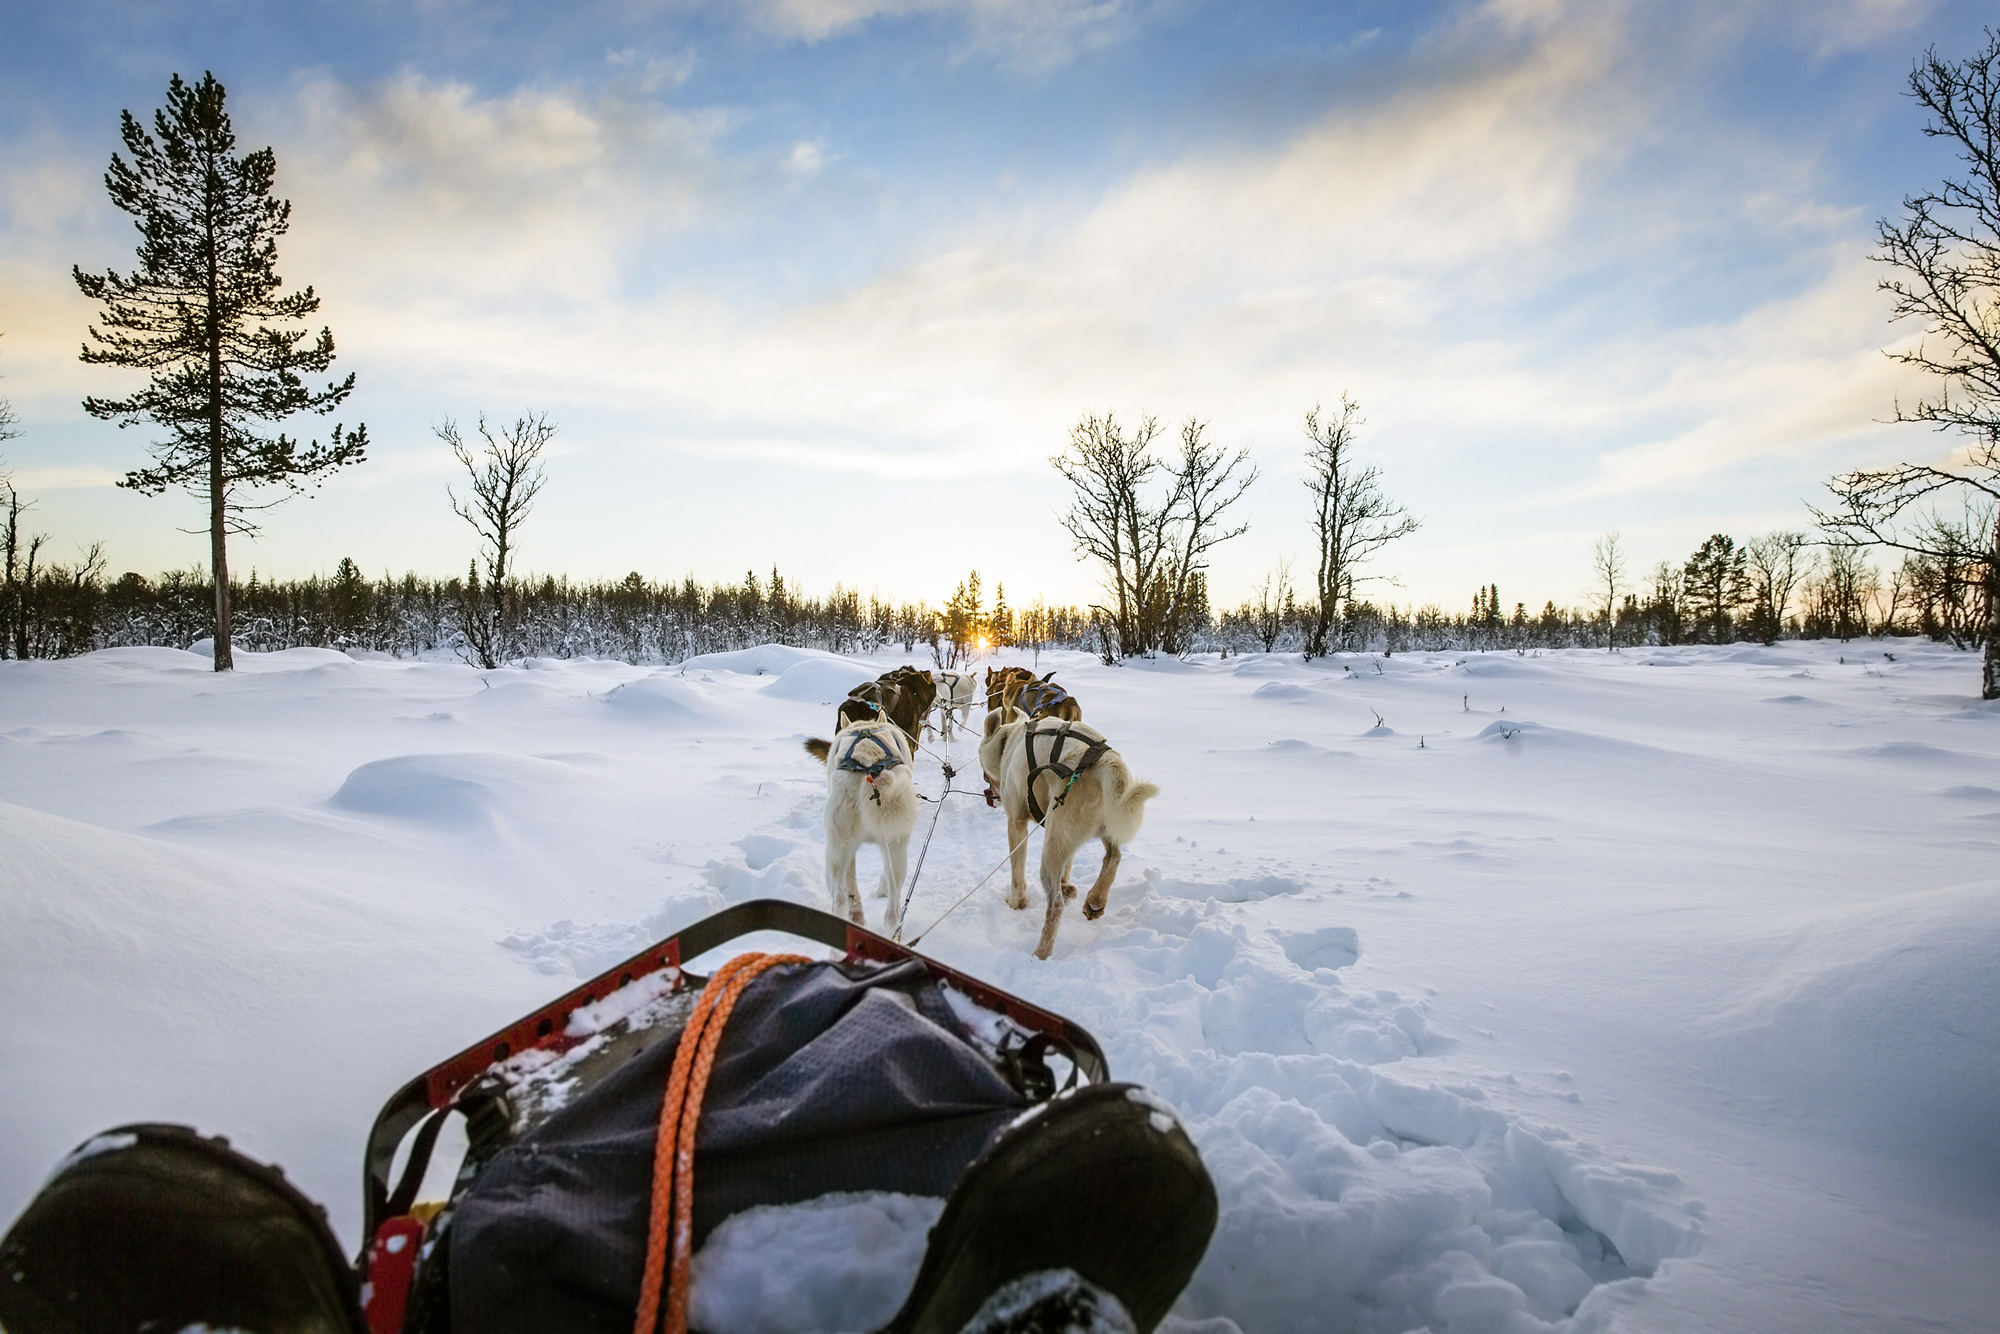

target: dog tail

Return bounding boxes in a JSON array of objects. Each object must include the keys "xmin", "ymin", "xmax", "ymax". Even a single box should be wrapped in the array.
[
  {"xmin": 803, "ymin": 737, "xmax": 832, "ymax": 763},
  {"xmin": 1098, "ymin": 753, "xmax": 1158, "ymax": 846}
]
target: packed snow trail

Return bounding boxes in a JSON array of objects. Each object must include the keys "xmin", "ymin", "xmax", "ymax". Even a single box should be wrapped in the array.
[{"xmin": 2, "ymin": 640, "xmax": 1997, "ymax": 1332}]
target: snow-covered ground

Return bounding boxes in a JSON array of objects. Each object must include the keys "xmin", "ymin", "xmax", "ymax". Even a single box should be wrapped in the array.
[{"xmin": 2, "ymin": 639, "xmax": 1996, "ymax": 1333}]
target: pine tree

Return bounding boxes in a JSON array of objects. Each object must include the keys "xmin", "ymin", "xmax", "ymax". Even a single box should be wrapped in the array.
[
  {"xmin": 74, "ymin": 73, "xmax": 366, "ymax": 671},
  {"xmin": 989, "ymin": 581, "xmax": 1012, "ymax": 648},
  {"xmin": 1682, "ymin": 534, "xmax": 1750, "ymax": 644}
]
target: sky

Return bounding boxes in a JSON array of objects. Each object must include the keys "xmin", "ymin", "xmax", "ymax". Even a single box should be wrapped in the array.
[{"xmin": 0, "ymin": 0, "xmax": 1992, "ymax": 614}]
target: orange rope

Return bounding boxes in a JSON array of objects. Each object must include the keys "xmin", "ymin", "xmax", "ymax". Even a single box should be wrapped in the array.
[{"xmin": 632, "ymin": 951, "xmax": 811, "ymax": 1334}]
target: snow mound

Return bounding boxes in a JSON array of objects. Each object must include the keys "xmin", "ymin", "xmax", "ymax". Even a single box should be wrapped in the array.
[
  {"xmin": 1852, "ymin": 741, "xmax": 1976, "ymax": 765},
  {"xmin": 74, "ymin": 645, "xmax": 213, "ymax": 670},
  {"xmin": 689, "ymin": 1191, "xmax": 943, "ymax": 1334},
  {"xmin": 1453, "ymin": 657, "xmax": 1548, "ymax": 678},
  {"xmin": 187, "ymin": 640, "xmax": 355, "ymax": 670},
  {"xmin": 1477, "ymin": 719, "xmax": 1545, "ymax": 741},
  {"xmin": 1260, "ymin": 739, "xmax": 1351, "ymax": 759},
  {"xmin": 1701, "ymin": 880, "xmax": 2000, "ymax": 1172},
  {"xmin": 602, "ymin": 673, "xmax": 715, "ymax": 724},
  {"xmin": 0, "ymin": 800, "xmax": 534, "ymax": 1240},
  {"xmin": 761, "ymin": 657, "xmax": 879, "ymax": 703},
  {"xmin": 678, "ymin": 644, "xmax": 845, "ymax": 677},
  {"xmin": 1230, "ymin": 656, "xmax": 1303, "ymax": 678},
  {"xmin": 1252, "ymin": 681, "xmax": 1315, "ymax": 700},
  {"xmin": 1125, "ymin": 655, "xmax": 1207, "ymax": 674},
  {"xmin": 145, "ymin": 805, "xmax": 410, "ymax": 859},
  {"xmin": 329, "ymin": 752, "xmax": 586, "ymax": 829}
]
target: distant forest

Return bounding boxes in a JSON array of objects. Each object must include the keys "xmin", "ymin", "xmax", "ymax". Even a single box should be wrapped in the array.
[{"xmin": 0, "ymin": 540, "xmax": 1982, "ymax": 665}]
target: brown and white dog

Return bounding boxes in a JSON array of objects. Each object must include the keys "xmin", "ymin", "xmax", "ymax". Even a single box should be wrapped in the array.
[
  {"xmin": 978, "ymin": 708, "xmax": 1157, "ymax": 959},
  {"xmin": 805, "ymin": 720, "xmax": 918, "ymax": 932},
  {"xmin": 984, "ymin": 666, "xmax": 1082, "ymax": 722},
  {"xmin": 837, "ymin": 668, "xmax": 936, "ymax": 750}
]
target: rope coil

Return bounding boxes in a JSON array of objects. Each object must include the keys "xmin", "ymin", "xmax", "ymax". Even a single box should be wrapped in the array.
[{"xmin": 633, "ymin": 951, "xmax": 811, "ymax": 1334}]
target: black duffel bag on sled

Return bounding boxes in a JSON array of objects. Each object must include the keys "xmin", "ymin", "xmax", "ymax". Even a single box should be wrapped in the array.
[{"xmin": 0, "ymin": 900, "xmax": 1218, "ymax": 1334}]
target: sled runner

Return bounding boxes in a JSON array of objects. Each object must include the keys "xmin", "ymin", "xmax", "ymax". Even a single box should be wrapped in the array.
[{"xmin": 1, "ymin": 899, "xmax": 1216, "ymax": 1334}]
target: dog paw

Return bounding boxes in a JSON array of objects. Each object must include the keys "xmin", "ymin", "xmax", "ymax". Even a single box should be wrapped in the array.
[
  {"xmin": 1061, "ymin": 881, "xmax": 1078, "ymax": 900},
  {"xmin": 1081, "ymin": 900, "xmax": 1105, "ymax": 921}
]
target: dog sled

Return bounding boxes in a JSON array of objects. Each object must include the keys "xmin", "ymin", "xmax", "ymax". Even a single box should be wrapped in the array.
[{"xmin": 0, "ymin": 899, "xmax": 1217, "ymax": 1334}]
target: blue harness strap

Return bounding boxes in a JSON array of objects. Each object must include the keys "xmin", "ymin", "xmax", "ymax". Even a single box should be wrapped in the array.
[
  {"xmin": 837, "ymin": 725, "xmax": 906, "ymax": 779},
  {"xmin": 1015, "ymin": 680, "xmax": 1071, "ymax": 715}
]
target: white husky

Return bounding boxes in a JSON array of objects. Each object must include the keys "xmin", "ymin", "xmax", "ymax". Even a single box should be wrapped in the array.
[
  {"xmin": 978, "ymin": 709, "xmax": 1159, "ymax": 959},
  {"xmin": 934, "ymin": 670, "xmax": 980, "ymax": 740},
  {"xmin": 804, "ymin": 721, "xmax": 918, "ymax": 932}
]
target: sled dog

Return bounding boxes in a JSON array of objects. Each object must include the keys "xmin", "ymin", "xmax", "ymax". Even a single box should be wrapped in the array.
[
  {"xmin": 838, "ymin": 668, "xmax": 934, "ymax": 749},
  {"xmin": 984, "ymin": 666, "xmax": 1082, "ymax": 722},
  {"xmin": 805, "ymin": 721, "xmax": 919, "ymax": 932},
  {"xmin": 934, "ymin": 670, "xmax": 980, "ymax": 739},
  {"xmin": 978, "ymin": 709, "xmax": 1157, "ymax": 959}
]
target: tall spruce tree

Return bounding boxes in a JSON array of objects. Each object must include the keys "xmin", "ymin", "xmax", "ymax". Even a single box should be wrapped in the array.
[
  {"xmin": 1682, "ymin": 534, "xmax": 1750, "ymax": 644},
  {"xmin": 74, "ymin": 73, "xmax": 365, "ymax": 671}
]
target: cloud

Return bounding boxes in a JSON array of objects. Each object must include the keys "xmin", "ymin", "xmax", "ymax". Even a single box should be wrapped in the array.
[
  {"xmin": 732, "ymin": 0, "xmax": 1144, "ymax": 69},
  {"xmin": 3, "ymin": 466, "xmax": 122, "ymax": 491},
  {"xmin": 273, "ymin": 70, "xmax": 732, "ymax": 306},
  {"xmin": 785, "ymin": 140, "xmax": 828, "ymax": 174},
  {"xmin": 222, "ymin": 0, "xmax": 1918, "ymax": 509},
  {"xmin": 0, "ymin": 0, "xmax": 1953, "ymax": 603},
  {"xmin": 605, "ymin": 45, "xmax": 699, "ymax": 92}
]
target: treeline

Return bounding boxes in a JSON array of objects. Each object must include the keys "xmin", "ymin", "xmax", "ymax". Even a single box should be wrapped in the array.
[
  {"xmin": 1, "ymin": 543, "xmax": 1972, "ymax": 666},
  {"xmin": 0, "ymin": 561, "xmax": 1102, "ymax": 664}
]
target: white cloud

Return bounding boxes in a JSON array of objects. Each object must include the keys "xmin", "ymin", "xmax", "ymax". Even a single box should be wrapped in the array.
[
  {"xmin": 605, "ymin": 45, "xmax": 699, "ymax": 92},
  {"xmin": 0, "ymin": 0, "xmax": 1954, "ymax": 605},
  {"xmin": 273, "ymin": 70, "xmax": 732, "ymax": 307},
  {"xmin": 733, "ymin": 0, "xmax": 1143, "ymax": 69},
  {"xmin": 785, "ymin": 140, "xmax": 827, "ymax": 174},
  {"xmin": 4, "ymin": 466, "xmax": 121, "ymax": 491}
]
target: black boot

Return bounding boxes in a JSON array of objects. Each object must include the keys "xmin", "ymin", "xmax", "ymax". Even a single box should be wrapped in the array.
[
  {"xmin": 885, "ymin": 1082, "xmax": 1217, "ymax": 1334},
  {"xmin": 0, "ymin": 1124, "xmax": 365, "ymax": 1334}
]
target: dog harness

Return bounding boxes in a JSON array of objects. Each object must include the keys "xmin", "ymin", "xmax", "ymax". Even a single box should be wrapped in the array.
[
  {"xmin": 1013, "ymin": 680, "xmax": 1073, "ymax": 716},
  {"xmin": 1021, "ymin": 721, "xmax": 1110, "ymax": 824},
  {"xmin": 837, "ymin": 725, "xmax": 906, "ymax": 779}
]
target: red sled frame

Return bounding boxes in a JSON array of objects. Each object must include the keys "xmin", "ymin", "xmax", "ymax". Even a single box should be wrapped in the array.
[{"xmin": 358, "ymin": 897, "xmax": 1109, "ymax": 1251}]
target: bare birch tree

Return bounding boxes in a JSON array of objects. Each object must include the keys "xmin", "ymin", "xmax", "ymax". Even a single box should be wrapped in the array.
[
  {"xmin": 1743, "ymin": 531, "xmax": 1813, "ymax": 643},
  {"xmin": 1590, "ymin": 532, "xmax": 1626, "ymax": 650},
  {"xmin": 1302, "ymin": 396, "xmax": 1419, "ymax": 659},
  {"xmin": 1157, "ymin": 418, "xmax": 1256, "ymax": 653},
  {"xmin": 1248, "ymin": 560, "xmax": 1294, "ymax": 653},
  {"xmin": 1814, "ymin": 34, "xmax": 2000, "ymax": 695},
  {"xmin": 443, "ymin": 412, "xmax": 553, "ymax": 668},
  {"xmin": 1052, "ymin": 412, "xmax": 1159, "ymax": 657},
  {"xmin": 0, "ymin": 332, "xmax": 18, "ymax": 447},
  {"xmin": 1052, "ymin": 411, "xmax": 1254, "ymax": 656}
]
